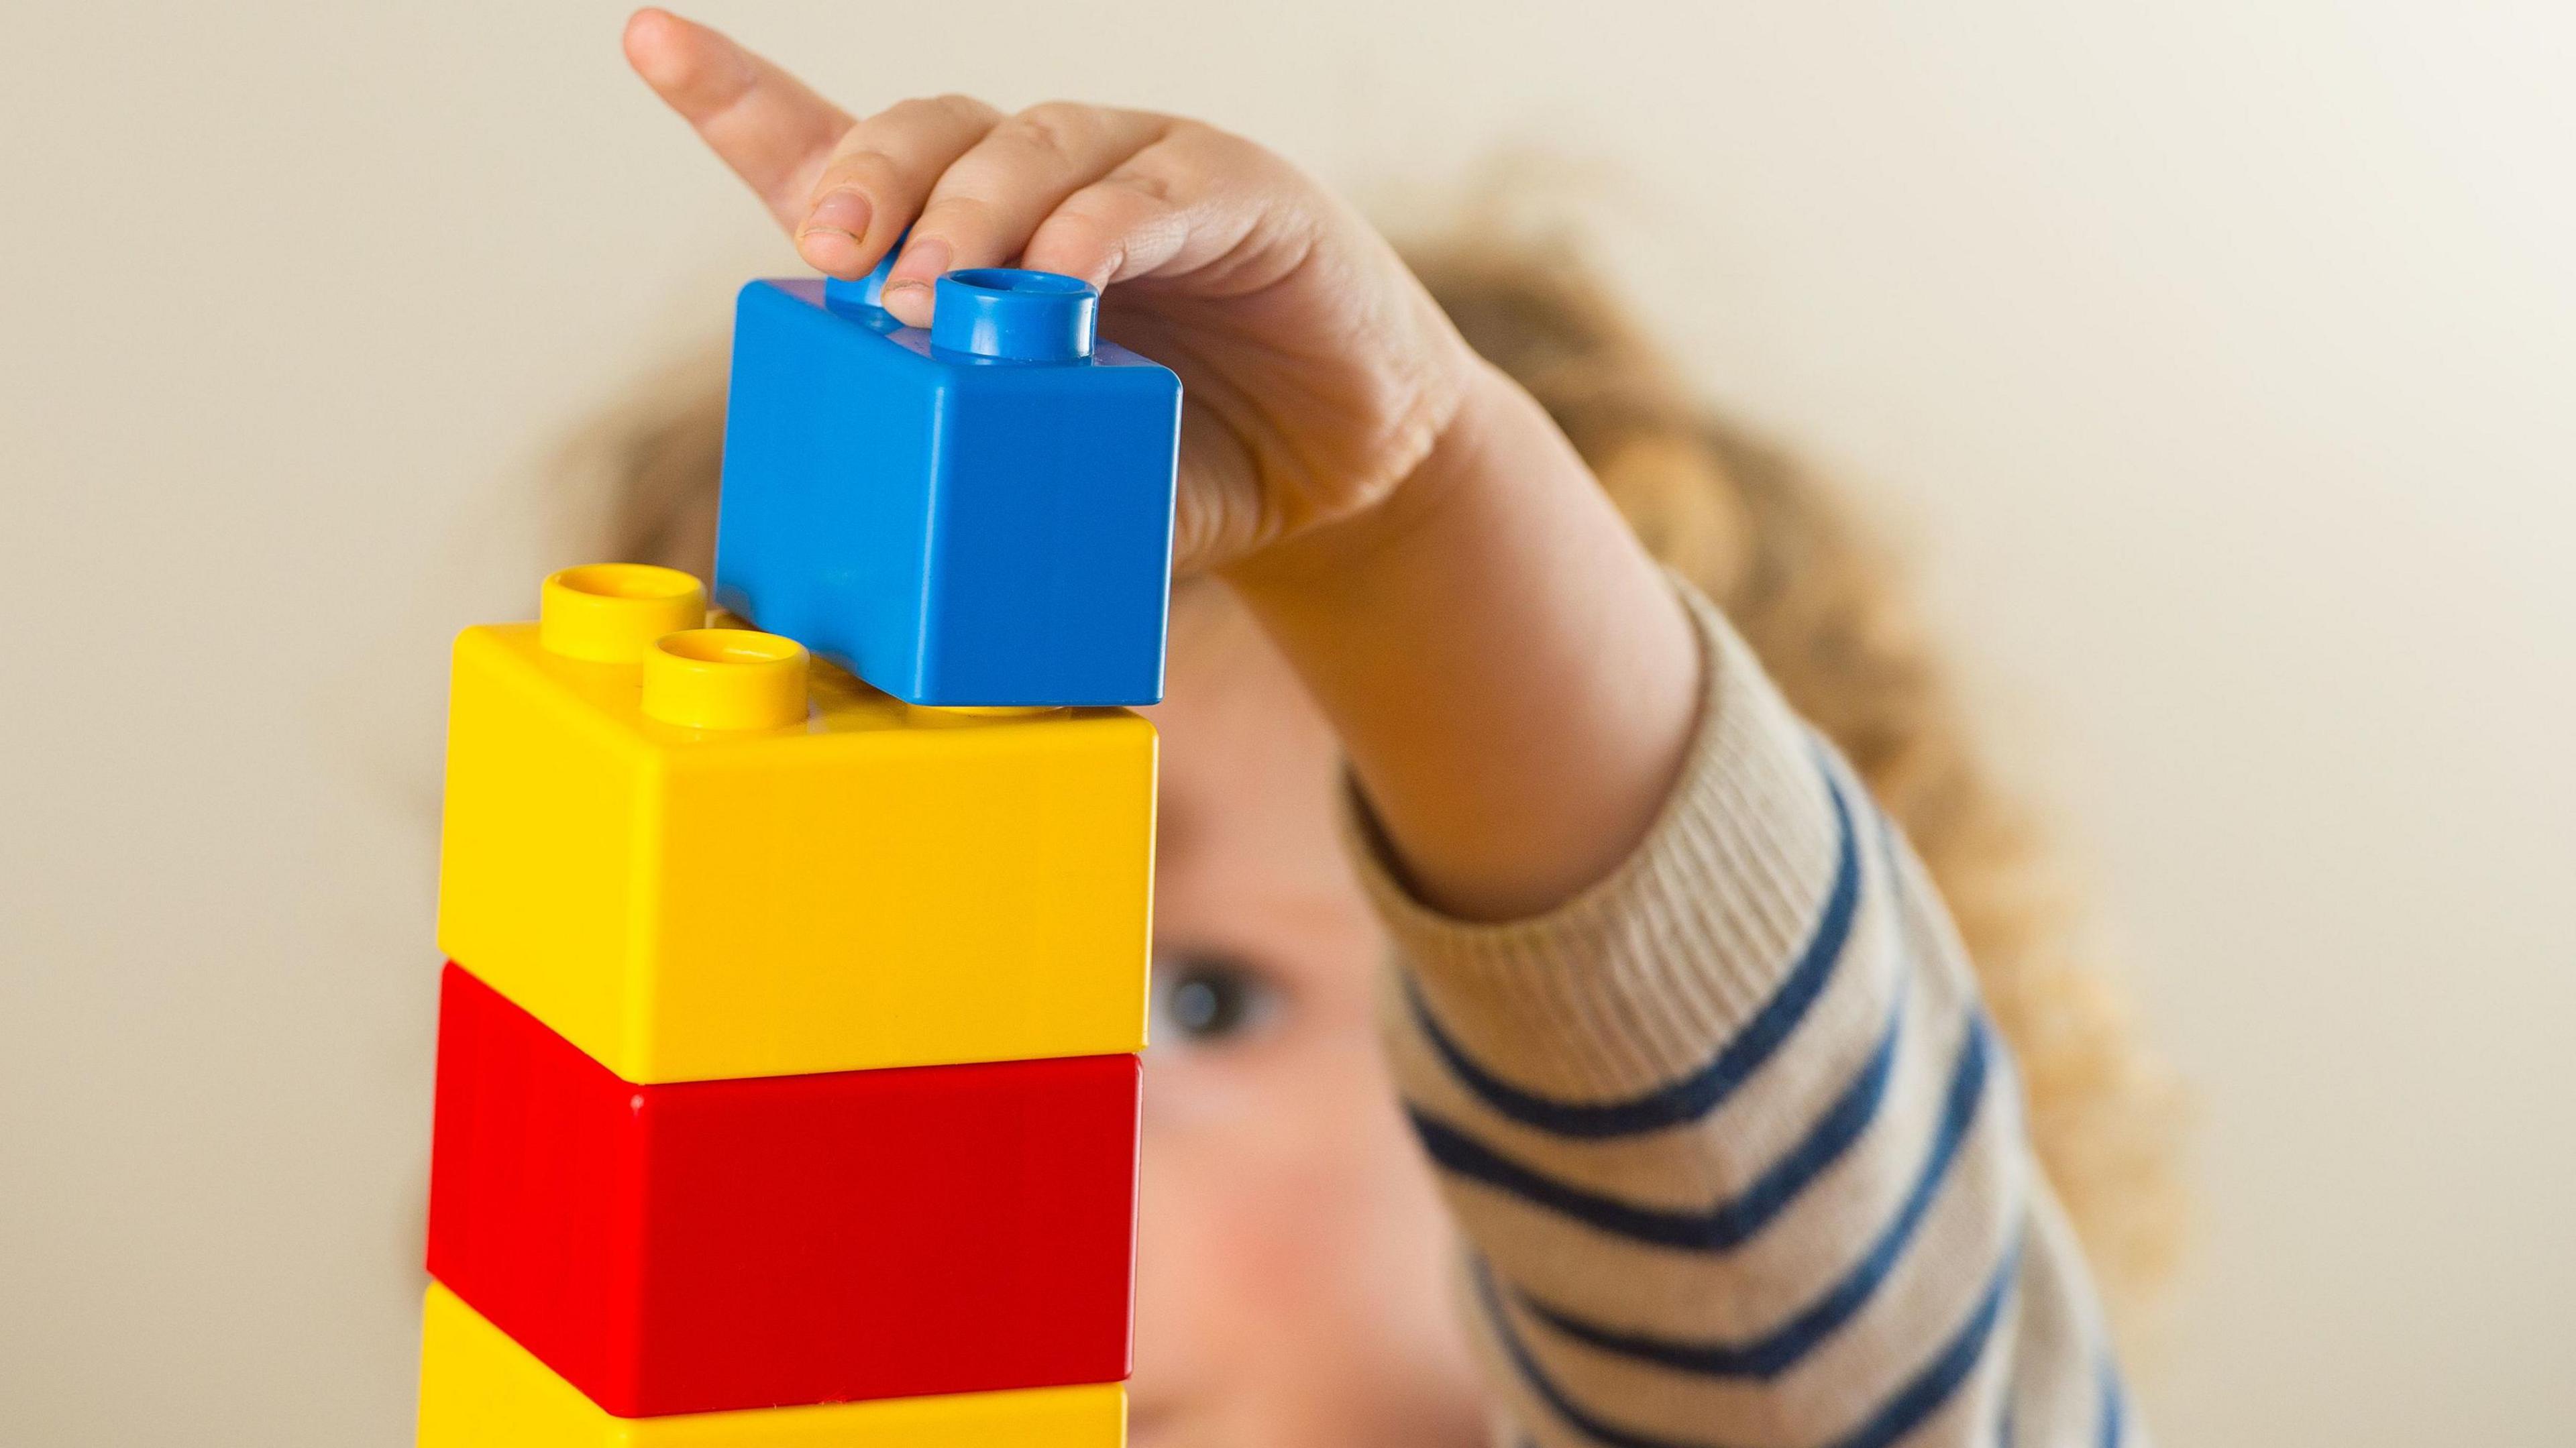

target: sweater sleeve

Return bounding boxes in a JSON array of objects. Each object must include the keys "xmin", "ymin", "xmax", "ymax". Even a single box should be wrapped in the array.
[{"xmin": 1345, "ymin": 579, "xmax": 2137, "ymax": 1448}]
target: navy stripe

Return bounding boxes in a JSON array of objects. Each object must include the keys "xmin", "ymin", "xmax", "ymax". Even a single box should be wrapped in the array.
[
  {"xmin": 1413, "ymin": 1001, "xmax": 1986, "ymax": 1258},
  {"xmin": 1408, "ymin": 987, "xmax": 1894, "ymax": 1253},
  {"xmin": 1406, "ymin": 765, "xmax": 1864, "ymax": 1139},
  {"xmin": 1474, "ymin": 1231, "xmax": 2023, "ymax": 1448},
  {"xmin": 2098, "ymin": 1357, "xmax": 2126, "ymax": 1448},
  {"xmin": 1831, "ymin": 1232, "xmax": 2024, "ymax": 1448},
  {"xmin": 1509, "ymin": 1011, "xmax": 1998, "ymax": 1370}
]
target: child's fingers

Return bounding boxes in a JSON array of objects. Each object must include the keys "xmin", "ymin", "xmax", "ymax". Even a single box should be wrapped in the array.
[
  {"xmin": 795, "ymin": 95, "xmax": 1004, "ymax": 279},
  {"xmin": 874, "ymin": 105, "xmax": 1171, "ymax": 326},
  {"xmin": 1020, "ymin": 167, "xmax": 1192, "ymax": 289},
  {"xmin": 622, "ymin": 9, "xmax": 852, "ymax": 231},
  {"xmin": 1025, "ymin": 126, "xmax": 1299, "ymax": 289}
]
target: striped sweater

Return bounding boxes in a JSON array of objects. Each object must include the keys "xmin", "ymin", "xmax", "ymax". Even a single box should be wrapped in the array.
[{"xmin": 1348, "ymin": 583, "xmax": 2134, "ymax": 1448}]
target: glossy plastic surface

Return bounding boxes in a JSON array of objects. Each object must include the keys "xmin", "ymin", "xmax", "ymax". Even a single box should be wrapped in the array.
[
  {"xmin": 540, "ymin": 565, "xmax": 708, "ymax": 663},
  {"xmin": 639, "ymin": 629, "xmax": 810, "ymax": 730},
  {"xmin": 427, "ymin": 965, "xmax": 1138, "ymax": 1416},
  {"xmin": 416, "ymin": 1285, "xmax": 1128, "ymax": 1446},
  {"xmin": 713, "ymin": 274, "xmax": 1180, "ymax": 706},
  {"xmin": 930, "ymin": 269, "xmax": 1096, "ymax": 361},
  {"xmin": 434, "ymin": 610, "xmax": 1156, "ymax": 1084}
]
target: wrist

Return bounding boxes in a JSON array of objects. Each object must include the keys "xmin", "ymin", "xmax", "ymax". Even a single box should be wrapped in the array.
[
  {"xmin": 1215, "ymin": 351, "xmax": 1703, "ymax": 919},
  {"xmin": 1214, "ymin": 351, "xmax": 1701, "ymax": 919},
  {"xmin": 1221, "ymin": 359, "xmax": 1545, "ymax": 612}
]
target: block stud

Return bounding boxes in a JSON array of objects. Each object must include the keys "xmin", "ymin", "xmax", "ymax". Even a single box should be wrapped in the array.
[
  {"xmin": 823, "ymin": 243, "xmax": 901, "ymax": 313},
  {"xmin": 642, "ymin": 629, "xmax": 810, "ymax": 730},
  {"xmin": 540, "ymin": 564, "xmax": 708, "ymax": 663},
  {"xmin": 930, "ymin": 269, "xmax": 1097, "ymax": 361}
]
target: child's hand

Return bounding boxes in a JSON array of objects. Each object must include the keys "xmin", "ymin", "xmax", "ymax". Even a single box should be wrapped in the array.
[
  {"xmin": 626, "ymin": 8, "xmax": 1700, "ymax": 921},
  {"xmin": 624, "ymin": 8, "xmax": 1482, "ymax": 577}
]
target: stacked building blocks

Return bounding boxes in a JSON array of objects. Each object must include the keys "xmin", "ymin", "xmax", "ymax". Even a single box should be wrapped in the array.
[
  {"xmin": 419, "ymin": 1288, "xmax": 1128, "ymax": 1447},
  {"xmin": 715, "ymin": 256, "xmax": 1182, "ymax": 707},
  {"xmin": 437, "ymin": 573, "xmax": 1157, "ymax": 1081},
  {"xmin": 421, "ymin": 265, "xmax": 1177, "ymax": 1445},
  {"xmin": 428, "ymin": 965, "xmax": 1138, "ymax": 1414}
]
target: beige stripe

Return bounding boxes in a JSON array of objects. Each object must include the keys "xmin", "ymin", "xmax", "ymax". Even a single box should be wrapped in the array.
[
  {"xmin": 1487, "ymin": 1105, "xmax": 2025, "ymax": 1448},
  {"xmin": 1444, "ymin": 1001, "xmax": 2020, "ymax": 1345}
]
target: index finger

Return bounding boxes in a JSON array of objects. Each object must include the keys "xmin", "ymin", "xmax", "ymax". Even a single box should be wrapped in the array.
[{"xmin": 623, "ymin": 8, "xmax": 853, "ymax": 231}]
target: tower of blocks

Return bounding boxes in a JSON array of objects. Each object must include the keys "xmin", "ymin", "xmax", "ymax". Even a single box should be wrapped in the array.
[{"xmin": 417, "ymin": 255, "xmax": 1181, "ymax": 1445}]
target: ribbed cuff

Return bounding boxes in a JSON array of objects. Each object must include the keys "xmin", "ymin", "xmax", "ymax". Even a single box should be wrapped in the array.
[{"xmin": 1342, "ymin": 575, "xmax": 1843, "ymax": 1101}]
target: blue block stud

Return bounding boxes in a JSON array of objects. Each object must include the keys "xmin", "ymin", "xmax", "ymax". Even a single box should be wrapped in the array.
[{"xmin": 714, "ymin": 260, "xmax": 1182, "ymax": 706}]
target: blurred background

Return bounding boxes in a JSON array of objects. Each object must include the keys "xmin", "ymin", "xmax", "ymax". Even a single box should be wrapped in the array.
[{"xmin": 4, "ymin": 2, "xmax": 2570, "ymax": 1443}]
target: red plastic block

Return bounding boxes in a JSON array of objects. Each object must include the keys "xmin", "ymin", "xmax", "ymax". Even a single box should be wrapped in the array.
[{"xmin": 426, "ymin": 962, "xmax": 1138, "ymax": 1418}]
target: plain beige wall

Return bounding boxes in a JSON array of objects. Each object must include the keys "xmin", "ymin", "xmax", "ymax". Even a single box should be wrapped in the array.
[{"xmin": 5, "ymin": 2, "xmax": 2570, "ymax": 1443}]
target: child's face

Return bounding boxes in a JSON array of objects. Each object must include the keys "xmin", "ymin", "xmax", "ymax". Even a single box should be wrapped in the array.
[{"xmin": 1130, "ymin": 586, "xmax": 1488, "ymax": 1447}]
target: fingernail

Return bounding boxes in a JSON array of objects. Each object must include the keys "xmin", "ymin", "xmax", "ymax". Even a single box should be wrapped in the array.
[
  {"xmin": 891, "ymin": 236, "xmax": 951, "ymax": 283},
  {"xmin": 802, "ymin": 188, "xmax": 871, "ymax": 242}
]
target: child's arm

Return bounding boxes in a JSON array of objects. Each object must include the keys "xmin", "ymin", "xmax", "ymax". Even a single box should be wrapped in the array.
[
  {"xmin": 1350, "ymin": 589, "xmax": 2132, "ymax": 1446},
  {"xmin": 626, "ymin": 13, "xmax": 2131, "ymax": 1443}
]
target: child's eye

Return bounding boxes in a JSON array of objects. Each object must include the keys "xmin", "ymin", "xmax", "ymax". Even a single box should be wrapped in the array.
[{"xmin": 1152, "ymin": 952, "xmax": 1279, "ymax": 1048}]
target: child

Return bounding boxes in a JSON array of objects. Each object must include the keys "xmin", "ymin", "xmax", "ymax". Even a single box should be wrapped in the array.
[{"xmin": 592, "ymin": 11, "xmax": 2184, "ymax": 1445}]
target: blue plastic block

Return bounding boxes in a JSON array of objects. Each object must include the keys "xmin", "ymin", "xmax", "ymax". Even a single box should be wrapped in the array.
[{"xmin": 713, "ymin": 261, "xmax": 1182, "ymax": 706}]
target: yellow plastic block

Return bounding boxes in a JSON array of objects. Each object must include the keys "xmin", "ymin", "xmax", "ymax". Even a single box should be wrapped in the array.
[
  {"xmin": 435, "ymin": 567, "xmax": 1156, "ymax": 1083},
  {"xmin": 417, "ymin": 1284, "xmax": 1126, "ymax": 1447}
]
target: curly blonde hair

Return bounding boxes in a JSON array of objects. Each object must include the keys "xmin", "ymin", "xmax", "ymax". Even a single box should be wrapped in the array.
[{"xmin": 567, "ymin": 236, "xmax": 2189, "ymax": 1319}]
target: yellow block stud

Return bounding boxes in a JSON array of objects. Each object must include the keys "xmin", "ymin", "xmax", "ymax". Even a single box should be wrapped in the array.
[
  {"xmin": 416, "ymin": 1284, "xmax": 1127, "ymax": 1447},
  {"xmin": 541, "ymin": 565, "xmax": 708, "ymax": 663},
  {"xmin": 642, "ymin": 630, "xmax": 810, "ymax": 731},
  {"xmin": 436, "ymin": 571, "xmax": 1156, "ymax": 1083}
]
